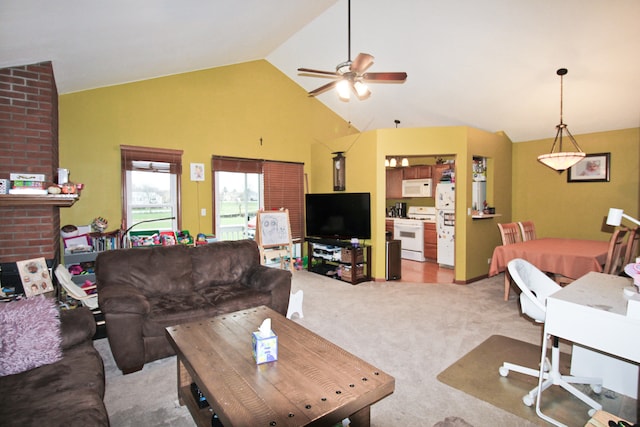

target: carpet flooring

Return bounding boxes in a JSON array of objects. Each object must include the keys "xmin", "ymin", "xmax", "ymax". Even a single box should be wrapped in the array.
[{"xmin": 95, "ymin": 270, "xmax": 637, "ymax": 426}]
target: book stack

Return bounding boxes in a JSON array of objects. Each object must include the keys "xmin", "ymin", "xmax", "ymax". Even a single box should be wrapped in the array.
[{"xmin": 8, "ymin": 173, "xmax": 48, "ymax": 195}]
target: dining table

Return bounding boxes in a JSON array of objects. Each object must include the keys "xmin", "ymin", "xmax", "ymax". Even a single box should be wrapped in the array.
[{"xmin": 489, "ymin": 237, "xmax": 609, "ymax": 300}]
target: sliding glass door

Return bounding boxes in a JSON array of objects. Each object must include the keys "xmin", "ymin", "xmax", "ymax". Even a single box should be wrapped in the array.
[{"xmin": 214, "ymin": 171, "xmax": 262, "ymax": 241}]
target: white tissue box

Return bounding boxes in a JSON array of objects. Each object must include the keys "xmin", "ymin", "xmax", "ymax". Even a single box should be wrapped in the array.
[{"xmin": 252, "ymin": 331, "xmax": 278, "ymax": 364}]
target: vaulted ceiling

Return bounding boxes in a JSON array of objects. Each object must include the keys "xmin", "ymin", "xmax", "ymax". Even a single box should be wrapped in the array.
[{"xmin": 2, "ymin": 0, "xmax": 639, "ymax": 142}]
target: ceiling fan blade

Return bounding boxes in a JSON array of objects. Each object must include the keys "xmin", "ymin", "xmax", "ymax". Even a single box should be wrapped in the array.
[
  {"xmin": 350, "ymin": 53, "xmax": 374, "ymax": 74},
  {"xmin": 308, "ymin": 80, "xmax": 340, "ymax": 97},
  {"xmin": 362, "ymin": 72, "xmax": 408, "ymax": 82},
  {"xmin": 297, "ymin": 68, "xmax": 340, "ymax": 77}
]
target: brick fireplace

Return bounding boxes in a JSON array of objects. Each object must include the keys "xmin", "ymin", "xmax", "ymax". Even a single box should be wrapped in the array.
[{"xmin": 0, "ymin": 61, "xmax": 60, "ymax": 265}]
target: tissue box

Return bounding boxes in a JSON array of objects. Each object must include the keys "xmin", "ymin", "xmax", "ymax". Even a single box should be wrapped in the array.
[{"xmin": 252, "ymin": 331, "xmax": 278, "ymax": 364}]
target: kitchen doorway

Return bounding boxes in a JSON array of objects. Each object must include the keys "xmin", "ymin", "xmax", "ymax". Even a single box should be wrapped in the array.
[
  {"xmin": 401, "ymin": 259, "xmax": 454, "ymax": 283},
  {"xmin": 385, "ymin": 154, "xmax": 456, "ymax": 283}
]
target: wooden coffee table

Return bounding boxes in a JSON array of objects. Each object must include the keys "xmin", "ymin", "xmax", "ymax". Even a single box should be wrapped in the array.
[{"xmin": 165, "ymin": 305, "xmax": 395, "ymax": 427}]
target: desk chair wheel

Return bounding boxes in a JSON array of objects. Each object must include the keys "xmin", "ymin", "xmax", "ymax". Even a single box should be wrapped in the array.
[
  {"xmin": 523, "ymin": 394, "xmax": 535, "ymax": 407},
  {"xmin": 588, "ymin": 408, "xmax": 597, "ymax": 417},
  {"xmin": 591, "ymin": 384, "xmax": 602, "ymax": 394},
  {"xmin": 498, "ymin": 366, "xmax": 509, "ymax": 377}
]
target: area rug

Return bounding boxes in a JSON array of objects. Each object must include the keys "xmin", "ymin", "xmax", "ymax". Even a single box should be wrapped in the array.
[{"xmin": 436, "ymin": 335, "xmax": 620, "ymax": 426}]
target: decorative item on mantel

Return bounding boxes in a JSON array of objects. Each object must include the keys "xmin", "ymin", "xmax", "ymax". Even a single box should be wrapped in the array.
[
  {"xmin": 537, "ymin": 68, "xmax": 585, "ymax": 172},
  {"xmin": 8, "ymin": 173, "xmax": 47, "ymax": 195},
  {"xmin": 333, "ymin": 152, "xmax": 346, "ymax": 191}
]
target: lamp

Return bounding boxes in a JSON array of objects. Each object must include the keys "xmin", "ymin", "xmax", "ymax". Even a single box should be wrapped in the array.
[
  {"xmin": 336, "ymin": 80, "xmax": 351, "ymax": 101},
  {"xmin": 333, "ymin": 152, "xmax": 346, "ymax": 191},
  {"xmin": 353, "ymin": 80, "xmax": 370, "ymax": 99},
  {"xmin": 389, "ymin": 158, "xmax": 397, "ymax": 167},
  {"xmin": 401, "ymin": 158, "xmax": 409, "ymax": 167},
  {"xmin": 537, "ymin": 68, "xmax": 585, "ymax": 172},
  {"xmin": 606, "ymin": 208, "xmax": 640, "ymax": 227}
]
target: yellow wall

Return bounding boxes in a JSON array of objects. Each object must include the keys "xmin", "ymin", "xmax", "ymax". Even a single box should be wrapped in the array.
[
  {"xmin": 59, "ymin": 60, "xmax": 355, "ymax": 232},
  {"xmin": 58, "ymin": 58, "xmax": 639, "ymax": 283},
  {"xmin": 355, "ymin": 126, "xmax": 512, "ymax": 282},
  {"xmin": 512, "ymin": 128, "xmax": 640, "ymax": 240}
]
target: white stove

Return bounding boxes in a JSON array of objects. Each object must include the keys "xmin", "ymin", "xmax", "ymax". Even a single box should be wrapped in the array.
[
  {"xmin": 406, "ymin": 206, "xmax": 436, "ymax": 222},
  {"xmin": 393, "ymin": 207, "xmax": 436, "ymax": 262}
]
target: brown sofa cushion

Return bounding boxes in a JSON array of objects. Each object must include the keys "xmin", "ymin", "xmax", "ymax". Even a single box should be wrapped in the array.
[
  {"xmin": 191, "ymin": 240, "xmax": 260, "ymax": 291},
  {"xmin": 96, "ymin": 244, "xmax": 193, "ymax": 296}
]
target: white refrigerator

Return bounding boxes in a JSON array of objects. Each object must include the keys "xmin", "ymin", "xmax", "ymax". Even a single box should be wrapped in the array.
[{"xmin": 435, "ymin": 183, "xmax": 455, "ymax": 267}]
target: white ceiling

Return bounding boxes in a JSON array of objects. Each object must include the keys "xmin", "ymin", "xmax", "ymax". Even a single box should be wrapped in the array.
[{"xmin": 1, "ymin": 0, "xmax": 639, "ymax": 142}]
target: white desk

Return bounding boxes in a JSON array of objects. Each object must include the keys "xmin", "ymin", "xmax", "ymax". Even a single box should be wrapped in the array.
[{"xmin": 545, "ymin": 272, "xmax": 640, "ymax": 399}]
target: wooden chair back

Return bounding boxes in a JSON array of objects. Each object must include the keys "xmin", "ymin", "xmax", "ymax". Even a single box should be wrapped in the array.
[
  {"xmin": 498, "ymin": 222, "xmax": 522, "ymax": 245},
  {"xmin": 622, "ymin": 227, "xmax": 639, "ymax": 266},
  {"xmin": 602, "ymin": 228, "xmax": 628, "ymax": 275},
  {"xmin": 518, "ymin": 221, "xmax": 537, "ymax": 242}
]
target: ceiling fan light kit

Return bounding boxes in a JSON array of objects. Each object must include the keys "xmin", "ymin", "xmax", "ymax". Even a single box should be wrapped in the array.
[
  {"xmin": 537, "ymin": 68, "xmax": 585, "ymax": 172},
  {"xmin": 298, "ymin": 0, "xmax": 407, "ymax": 100}
]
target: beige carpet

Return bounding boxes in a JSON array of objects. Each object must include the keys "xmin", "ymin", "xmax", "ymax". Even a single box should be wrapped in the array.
[
  {"xmin": 437, "ymin": 335, "xmax": 629, "ymax": 426},
  {"xmin": 97, "ymin": 271, "xmax": 637, "ymax": 426}
]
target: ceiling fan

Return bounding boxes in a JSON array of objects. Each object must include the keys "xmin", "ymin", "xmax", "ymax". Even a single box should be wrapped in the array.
[{"xmin": 297, "ymin": 0, "xmax": 407, "ymax": 101}]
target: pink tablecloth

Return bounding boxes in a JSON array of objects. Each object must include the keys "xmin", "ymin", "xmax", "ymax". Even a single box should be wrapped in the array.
[{"xmin": 489, "ymin": 238, "xmax": 609, "ymax": 280}]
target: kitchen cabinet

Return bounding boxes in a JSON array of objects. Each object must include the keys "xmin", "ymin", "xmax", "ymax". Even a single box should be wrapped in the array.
[
  {"xmin": 423, "ymin": 222, "xmax": 437, "ymax": 261},
  {"xmin": 385, "ymin": 168, "xmax": 403, "ymax": 199},
  {"xmin": 432, "ymin": 163, "xmax": 452, "ymax": 184},
  {"xmin": 385, "ymin": 219, "xmax": 394, "ymax": 235},
  {"xmin": 403, "ymin": 165, "xmax": 432, "ymax": 180}
]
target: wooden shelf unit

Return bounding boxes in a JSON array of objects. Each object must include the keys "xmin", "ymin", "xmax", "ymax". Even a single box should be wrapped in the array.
[
  {"xmin": 0, "ymin": 194, "xmax": 79, "ymax": 207},
  {"xmin": 306, "ymin": 238, "xmax": 371, "ymax": 284}
]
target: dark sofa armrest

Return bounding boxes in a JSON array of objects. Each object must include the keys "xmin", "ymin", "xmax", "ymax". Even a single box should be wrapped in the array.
[
  {"xmin": 98, "ymin": 284, "xmax": 151, "ymax": 315},
  {"xmin": 60, "ymin": 307, "xmax": 96, "ymax": 350},
  {"xmin": 244, "ymin": 266, "xmax": 292, "ymax": 316}
]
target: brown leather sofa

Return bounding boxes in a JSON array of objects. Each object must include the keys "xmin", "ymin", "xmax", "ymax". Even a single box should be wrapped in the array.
[
  {"xmin": 96, "ymin": 239, "xmax": 292, "ymax": 374},
  {"xmin": 0, "ymin": 307, "xmax": 109, "ymax": 427}
]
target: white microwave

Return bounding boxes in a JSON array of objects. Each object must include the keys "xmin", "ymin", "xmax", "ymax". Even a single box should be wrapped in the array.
[{"xmin": 402, "ymin": 178, "xmax": 433, "ymax": 197}]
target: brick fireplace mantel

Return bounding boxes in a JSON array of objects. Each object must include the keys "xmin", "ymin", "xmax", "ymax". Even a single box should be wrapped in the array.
[{"xmin": 0, "ymin": 61, "xmax": 61, "ymax": 264}]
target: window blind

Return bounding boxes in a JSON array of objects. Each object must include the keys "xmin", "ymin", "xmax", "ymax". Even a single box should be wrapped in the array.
[{"xmin": 211, "ymin": 156, "xmax": 304, "ymax": 241}]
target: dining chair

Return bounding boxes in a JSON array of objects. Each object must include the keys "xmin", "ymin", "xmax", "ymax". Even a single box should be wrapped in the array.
[
  {"xmin": 518, "ymin": 221, "xmax": 537, "ymax": 242},
  {"xmin": 602, "ymin": 227, "xmax": 628, "ymax": 275},
  {"xmin": 499, "ymin": 259, "xmax": 602, "ymax": 426},
  {"xmin": 497, "ymin": 222, "xmax": 522, "ymax": 245},
  {"xmin": 622, "ymin": 227, "xmax": 639, "ymax": 267},
  {"xmin": 498, "ymin": 222, "xmax": 522, "ymax": 300}
]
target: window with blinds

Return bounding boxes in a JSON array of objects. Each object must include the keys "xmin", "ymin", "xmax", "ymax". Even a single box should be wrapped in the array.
[
  {"xmin": 211, "ymin": 156, "xmax": 304, "ymax": 241},
  {"xmin": 121, "ymin": 145, "xmax": 183, "ymax": 232}
]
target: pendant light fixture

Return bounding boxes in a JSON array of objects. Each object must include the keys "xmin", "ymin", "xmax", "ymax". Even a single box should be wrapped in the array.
[{"xmin": 537, "ymin": 68, "xmax": 585, "ymax": 172}]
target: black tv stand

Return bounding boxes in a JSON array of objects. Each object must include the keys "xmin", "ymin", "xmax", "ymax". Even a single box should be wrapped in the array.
[
  {"xmin": 305, "ymin": 237, "xmax": 354, "ymax": 247},
  {"xmin": 305, "ymin": 237, "xmax": 371, "ymax": 285}
]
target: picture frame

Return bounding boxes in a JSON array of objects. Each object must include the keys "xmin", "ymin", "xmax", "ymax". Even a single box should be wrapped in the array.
[
  {"xmin": 567, "ymin": 152, "xmax": 610, "ymax": 183},
  {"xmin": 190, "ymin": 163, "xmax": 205, "ymax": 182},
  {"xmin": 16, "ymin": 257, "xmax": 54, "ymax": 297}
]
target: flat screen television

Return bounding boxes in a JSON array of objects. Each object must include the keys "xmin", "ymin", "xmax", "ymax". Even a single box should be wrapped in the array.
[{"xmin": 305, "ymin": 192, "xmax": 371, "ymax": 240}]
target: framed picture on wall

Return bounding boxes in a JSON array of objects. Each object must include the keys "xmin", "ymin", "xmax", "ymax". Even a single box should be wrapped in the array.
[{"xmin": 567, "ymin": 153, "xmax": 610, "ymax": 183}]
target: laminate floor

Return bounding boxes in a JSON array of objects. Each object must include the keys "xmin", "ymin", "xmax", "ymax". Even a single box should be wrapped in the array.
[{"xmin": 400, "ymin": 259, "xmax": 455, "ymax": 284}]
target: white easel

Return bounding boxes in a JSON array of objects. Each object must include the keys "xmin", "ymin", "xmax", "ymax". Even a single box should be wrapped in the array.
[{"xmin": 256, "ymin": 209, "xmax": 294, "ymax": 271}]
